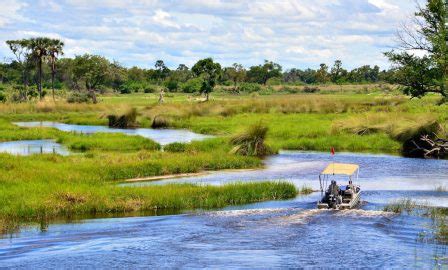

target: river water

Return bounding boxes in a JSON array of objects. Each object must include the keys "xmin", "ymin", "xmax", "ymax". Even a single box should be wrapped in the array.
[
  {"xmin": 14, "ymin": 121, "xmax": 212, "ymax": 145},
  {"xmin": 0, "ymin": 140, "xmax": 69, "ymax": 156},
  {"xmin": 0, "ymin": 151, "xmax": 447, "ymax": 268}
]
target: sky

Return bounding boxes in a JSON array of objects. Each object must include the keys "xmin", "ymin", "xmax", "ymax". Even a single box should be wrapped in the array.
[{"xmin": 0, "ymin": 0, "xmax": 418, "ymax": 70}]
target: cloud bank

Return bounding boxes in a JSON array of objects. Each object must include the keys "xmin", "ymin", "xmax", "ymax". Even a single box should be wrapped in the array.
[{"xmin": 0, "ymin": 0, "xmax": 416, "ymax": 69}]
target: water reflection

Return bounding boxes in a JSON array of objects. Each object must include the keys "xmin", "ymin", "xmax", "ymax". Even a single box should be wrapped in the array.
[
  {"xmin": 14, "ymin": 121, "xmax": 212, "ymax": 145},
  {"xmin": 0, "ymin": 140, "xmax": 69, "ymax": 156}
]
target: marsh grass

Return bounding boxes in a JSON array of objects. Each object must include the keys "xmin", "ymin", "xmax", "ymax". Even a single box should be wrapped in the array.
[
  {"xmin": 383, "ymin": 199, "xmax": 418, "ymax": 213},
  {"xmin": 0, "ymin": 181, "xmax": 297, "ymax": 234},
  {"xmin": 107, "ymin": 107, "xmax": 138, "ymax": 128},
  {"xmin": 230, "ymin": 123, "xmax": 273, "ymax": 157}
]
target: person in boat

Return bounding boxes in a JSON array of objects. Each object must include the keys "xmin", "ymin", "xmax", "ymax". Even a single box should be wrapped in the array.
[
  {"xmin": 345, "ymin": 180, "xmax": 355, "ymax": 197},
  {"xmin": 347, "ymin": 180, "xmax": 355, "ymax": 191},
  {"xmin": 328, "ymin": 180, "xmax": 341, "ymax": 204}
]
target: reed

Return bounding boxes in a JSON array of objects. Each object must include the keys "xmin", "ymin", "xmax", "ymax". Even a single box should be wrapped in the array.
[
  {"xmin": 383, "ymin": 199, "xmax": 418, "ymax": 213},
  {"xmin": 230, "ymin": 123, "xmax": 273, "ymax": 157},
  {"xmin": 0, "ymin": 181, "xmax": 296, "ymax": 233}
]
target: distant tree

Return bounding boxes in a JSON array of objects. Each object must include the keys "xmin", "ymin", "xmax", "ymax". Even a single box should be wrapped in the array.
[
  {"xmin": 171, "ymin": 64, "xmax": 192, "ymax": 83},
  {"xmin": 26, "ymin": 37, "xmax": 54, "ymax": 100},
  {"xmin": 72, "ymin": 54, "xmax": 111, "ymax": 103},
  {"xmin": 5, "ymin": 39, "xmax": 31, "ymax": 91},
  {"xmin": 330, "ymin": 60, "xmax": 347, "ymax": 83},
  {"xmin": 154, "ymin": 60, "xmax": 170, "ymax": 83},
  {"xmin": 127, "ymin": 66, "xmax": 146, "ymax": 82},
  {"xmin": 110, "ymin": 61, "xmax": 128, "ymax": 91},
  {"xmin": 192, "ymin": 58, "xmax": 221, "ymax": 101},
  {"xmin": 385, "ymin": 0, "xmax": 447, "ymax": 102},
  {"xmin": 316, "ymin": 63, "xmax": 329, "ymax": 83},
  {"xmin": 177, "ymin": 64, "xmax": 189, "ymax": 71},
  {"xmin": 247, "ymin": 60, "xmax": 282, "ymax": 85},
  {"xmin": 46, "ymin": 39, "xmax": 64, "ymax": 100},
  {"xmin": 224, "ymin": 63, "xmax": 246, "ymax": 91}
]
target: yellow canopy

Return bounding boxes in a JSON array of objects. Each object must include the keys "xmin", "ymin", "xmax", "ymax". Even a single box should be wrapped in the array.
[{"xmin": 321, "ymin": 163, "xmax": 359, "ymax": 176}]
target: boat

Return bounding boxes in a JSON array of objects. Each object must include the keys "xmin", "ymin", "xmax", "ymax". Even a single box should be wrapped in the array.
[{"xmin": 317, "ymin": 163, "xmax": 361, "ymax": 210}]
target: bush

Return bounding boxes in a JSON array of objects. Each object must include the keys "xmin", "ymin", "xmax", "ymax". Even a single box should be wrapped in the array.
[
  {"xmin": 280, "ymin": 86, "xmax": 299, "ymax": 94},
  {"xmin": 230, "ymin": 123, "xmax": 272, "ymax": 157},
  {"xmin": 151, "ymin": 115, "xmax": 170, "ymax": 128},
  {"xmin": 107, "ymin": 107, "xmax": 138, "ymax": 128},
  {"xmin": 181, "ymin": 78, "xmax": 203, "ymax": 93},
  {"xmin": 144, "ymin": 86, "xmax": 157, "ymax": 93},
  {"xmin": 238, "ymin": 83, "xmax": 261, "ymax": 93},
  {"xmin": 67, "ymin": 92, "xmax": 90, "ymax": 103},
  {"xmin": 164, "ymin": 80, "xmax": 179, "ymax": 92},
  {"xmin": 120, "ymin": 81, "xmax": 151, "ymax": 94},
  {"xmin": 303, "ymin": 86, "xmax": 320, "ymax": 93},
  {"xmin": 0, "ymin": 91, "xmax": 6, "ymax": 103},
  {"xmin": 164, "ymin": 142, "xmax": 187, "ymax": 152}
]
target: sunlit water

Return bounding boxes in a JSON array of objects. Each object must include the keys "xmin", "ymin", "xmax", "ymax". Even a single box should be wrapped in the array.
[
  {"xmin": 1, "ymin": 151, "xmax": 447, "ymax": 268},
  {"xmin": 0, "ymin": 140, "xmax": 69, "ymax": 156},
  {"xmin": 14, "ymin": 121, "xmax": 212, "ymax": 145}
]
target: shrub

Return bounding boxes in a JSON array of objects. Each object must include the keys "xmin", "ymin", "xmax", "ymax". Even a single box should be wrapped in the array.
[
  {"xmin": 164, "ymin": 80, "xmax": 179, "ymax": 92},
  {"xmin": 230, "ymin": 123, "xmax": 272, "ymax": 157},
  {"xmin": 67, "ymin": 92, "xmax": 90, "ymax": 103},
  {"xmin": 164, "ymin": 142, "xmax": 187, "ymax": 152},
  {"xmin": 181, "ymin": 78, "xmax": 203, "ymax": 93},
  {"xmin": 144, "ymin": 86, "xmax": 157, "ymax": 93},
  {"xmin": 0, "ymin": 91, "xmax": 6, "ymax": 103},
  {"xmin": 238, "ymin": 82, "xmax": 261, "ymax": 93},
  {"xmin": 303, "ymin": 86, "xmax": 320, "ymax": 93},
  {"xmin": 107, "ymin": 107, "xmax": 138, "ymax": 128},
  {"xmin": 151, "ymin": 115, "xmax": 170, "ymax": 128},
  {"xmin": 280, "ymin": 86, "xmax": 299, "ymax": 94}
]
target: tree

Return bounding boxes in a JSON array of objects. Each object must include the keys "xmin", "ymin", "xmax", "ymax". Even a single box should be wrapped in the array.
[
  {"xmin": 154, "ymin": 60, "xmax": 170, "ymax": 83},
  {"xmin": 316, "ymin": 63, "xmax": 329, "ymax": 83},
  {"xmin": 247, "ymin": 60, "xmax": 282, "ymax": 85},
  {"xmin": 47, "ymin": 39, "xmax": 64, "ymax": 100},
  {"xmin": 72, "ymin": 54, "xmax": 111, "ymax": 103},
  {"xmin": 6, "ymin": 39, "xmax": 30, "ymax": 90},
  {"xmin": 330, "ymin": 60, "xmax": 347, "ymax": 83},
  {"xmin": 192, "ymin": 58, "xmax": 221, "ymax": 101},
  {"xmin": 224, "ymin": 63, "xmax": 246, "ymax": 91},
  {"xmin": 385, "ymin": 0, "xmax": 448, "ymax": 102},
  {"xmin": 26, "ymin": 37, "xmax": 53, "ymax": 100}
]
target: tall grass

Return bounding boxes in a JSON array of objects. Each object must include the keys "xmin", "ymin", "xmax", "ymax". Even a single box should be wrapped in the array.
[
  {"xmin": 230, "ymin": 123, "xmax": 273, "ymax": 157},
  {"xmin": 0, "ymin": 181, "xmax": 297, "ymax": 233},
  {"xmin": 383, "ymin": 199, "xmax": 418, "ymax": 213}
]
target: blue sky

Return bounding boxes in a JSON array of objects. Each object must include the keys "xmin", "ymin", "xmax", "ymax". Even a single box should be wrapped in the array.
[{"xmin": 0, "ymin": 0, "xmax": 416, "ymax": 70}]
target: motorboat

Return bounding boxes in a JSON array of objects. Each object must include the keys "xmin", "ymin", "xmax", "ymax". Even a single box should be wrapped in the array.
[{"xmin": 317, "ymin": 163, "xmax": 361, "ymax": 210}]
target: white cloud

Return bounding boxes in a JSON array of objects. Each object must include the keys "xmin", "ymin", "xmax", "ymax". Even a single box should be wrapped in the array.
[
  {"xmin": 0, "ymin": 0, "xmax": 418, "ymax": 69},
  {"xmin": 0, "ymin": 0, "xmax": 27, "ymax": 27}
]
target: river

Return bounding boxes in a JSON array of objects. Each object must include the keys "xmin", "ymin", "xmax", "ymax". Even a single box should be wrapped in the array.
[{"xmin": 0, "ymin": 151, "xmax": 447, "ymax": 268}]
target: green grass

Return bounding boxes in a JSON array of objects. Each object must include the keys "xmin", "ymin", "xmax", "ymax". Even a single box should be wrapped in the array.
[
  {"xmin": 0, "ymin": 181, "xmax": 297, "ymax": 234},
  {"xmin": 383, "ymin": 199, "xmax": 418, "ymax": 213}
]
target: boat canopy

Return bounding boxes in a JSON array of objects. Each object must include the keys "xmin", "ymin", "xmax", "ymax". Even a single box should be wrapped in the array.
[{"xmin": 320, "ymin": 163, "xmax": 359, "ymax": 176}]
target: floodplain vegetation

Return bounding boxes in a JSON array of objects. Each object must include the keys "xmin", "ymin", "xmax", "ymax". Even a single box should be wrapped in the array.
[
  {"xmin": 383, "ymin": 198, "xmax": 448, "ymax": 244},
  {"xmin": 0, "ymin": 88, "xmax": 447, "ymax": 233}
]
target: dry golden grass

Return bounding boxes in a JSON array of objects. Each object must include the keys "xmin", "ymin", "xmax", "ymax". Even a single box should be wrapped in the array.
[
  {"xmin": 332, "ymin": 112, "xmax": 440, "ymax": 140},
  {"xmin": 141, "ymin": 94, "xmax": 407, "ymax": 120}
]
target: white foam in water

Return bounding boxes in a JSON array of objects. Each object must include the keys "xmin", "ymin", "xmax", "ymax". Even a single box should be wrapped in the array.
[{"xmin": 206, "ymin": 208, "xmax": 287, "ymax": 217}]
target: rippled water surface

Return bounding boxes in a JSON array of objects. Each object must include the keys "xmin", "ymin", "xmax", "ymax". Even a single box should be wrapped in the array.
[
  {"xmin": 14, "ymin": 121, "xmax": 212, "ymax": 145},
  {"xmin": 1, "ymin": 151, "xmax": 447, "ymax": 268},
  {"xmin": 0, "ymin": 140, "xmax": 69, "ymax": 156}
]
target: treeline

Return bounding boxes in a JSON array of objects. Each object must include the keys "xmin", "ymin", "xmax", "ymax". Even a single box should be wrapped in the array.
[{"xmin": 0, "ymin": 37, "xmax": 396, "ymax": 102}]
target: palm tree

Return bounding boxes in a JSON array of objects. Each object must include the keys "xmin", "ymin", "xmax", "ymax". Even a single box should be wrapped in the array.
[
  {"xmin": 47, "ymin": 39, "xmax": 64, "ymax": 100},
  {"xmin": 27, "ymin": 37, "xmax": 52, "ymax": 100}
]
